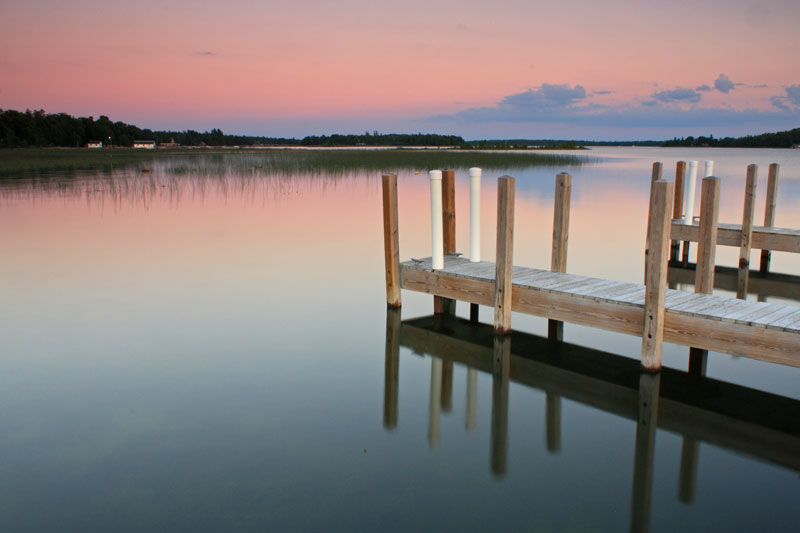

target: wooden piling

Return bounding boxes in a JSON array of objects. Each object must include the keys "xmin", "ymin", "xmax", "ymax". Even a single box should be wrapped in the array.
[
  {"xmin": 759, "ymin": 163, "xmax": 780, "ymax": 274},
  {"xmin": 689, "ymin": 176, "xmax": 719, "ymax": 374},
  {"xmin": 670, "ymin": 161, "xmax": 686, "ymax": 262},
  {"xmin": 642, "ymin": 179, "xmax": 673, "ymax": 371},
  {"xmin": 644, "ymin": 163, "xmax": 663, "ymax": 282},
  {"xmin": 549, "ymin": 172, "xmax": 571, "ymax": 341},
  {"xmin": 694, "ymin": 177, "xmax": 720, "ymax": 294},
  {"xmin": 737, "ymin": 164, "xmax": 758, "ymax": 299},
  {"xmin": 494, "ymin": 177, "xmax": 515, "ymax": 334},
  {"xmin": 435, "ymin": 170, "xmax": 457, "ymax": 315},
  {"xmin": 382, "ymin": 174, "xmax": 401, "ymax": 308}
]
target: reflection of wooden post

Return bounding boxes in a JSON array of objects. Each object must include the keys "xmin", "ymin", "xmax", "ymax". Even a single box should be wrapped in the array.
[
  {"xmin": 494, "ymin": 177, "xmax": 515, "ymax": 334},
  {"xmin": 549, "ymin": 172, "xmax": 571, "ymax": 341},
  {"xmin": 435, "ymin": 169, "xmax": 457, "ymax": 315},
  {"xmin": 428, "ymin": 357, "xmax": 442, "ymax": 449},
  {"xmin": 440, "ymin": 360, "xmax": 453, "ymax": 412},
  {"xmin": 690, "ymin": 176, "xmax": 719, "ymax": 372},
  {"xmin": 491, "ymin": 335, "xmax": 511, "ymax": 477},
  {"xmin": 678, "ymin": 437, "xmax": 700, "ymax": 504},
  {"xmin": 466, "ymin": 368, "xmax": 477, "ymax": 431},
  {"xmin": 642, "ymin": 180, "xmax": 673, "ymax": 371},
  {"xmin": 546, "ymin": 391, "xmax": 562, "ymax": 453},
  {"xmin": 630, "ymin": 372, "xmax": 661, "ymax": 533},
  {"xmin": 737, "ymin": 165, "xmax": 757, "ymax": 299},
  {"xmin": 383, "ymin": 308, "xmax": 401, "ymax": 429},
  {"xmin": 382, "ymin": 174, "xmax": 401, "ymax": 308},
  {"xmin": 759, "ymin": 163, "xmax": 779, "ymax": 274},
  {"xmin": 670, "ymin": 161, "xmax": 686, "ymax": 262}
]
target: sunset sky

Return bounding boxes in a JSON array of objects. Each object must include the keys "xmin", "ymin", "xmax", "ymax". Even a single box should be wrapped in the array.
[{"xmin": 2, "ymin": 0, "xmax": 799, "ymax": 140}]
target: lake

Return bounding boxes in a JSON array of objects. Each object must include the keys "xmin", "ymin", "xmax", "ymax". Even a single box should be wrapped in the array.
[{"xmin": 1, "ymin": 147, "xmax": 798, "ymax": 531}]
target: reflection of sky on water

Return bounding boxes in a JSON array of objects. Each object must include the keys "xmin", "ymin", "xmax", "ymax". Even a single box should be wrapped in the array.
[{"xmin": 0, "ymin": 148, "xmax": 798, "ymax": 530}]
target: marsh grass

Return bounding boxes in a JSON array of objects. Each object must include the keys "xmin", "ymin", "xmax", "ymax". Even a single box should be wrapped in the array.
[{"xmin": 0, "ymin": 147, "xmax": 590, "ymax": 179}]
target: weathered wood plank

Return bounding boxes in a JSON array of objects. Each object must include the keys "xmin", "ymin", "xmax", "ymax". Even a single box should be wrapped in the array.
[
  {"xmin": 695, "ymin": 177, "xmax": 720, "ymax": 295},
  {"xmin": 671, "ymin": 161, "xmax": 686, "ymax": 262}
]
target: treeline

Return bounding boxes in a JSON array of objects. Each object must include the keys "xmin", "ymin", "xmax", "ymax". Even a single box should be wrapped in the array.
[
  {"xmin": 0, "ymin": 109, "xmax": 465, "ymax": 148},
  {"xmin": 662, "ymin": 128, "xmax": 800, "ymax": 148},
  {"xmin": 299, "ymin": 132, "xmax": 465, "ymax": 146}
]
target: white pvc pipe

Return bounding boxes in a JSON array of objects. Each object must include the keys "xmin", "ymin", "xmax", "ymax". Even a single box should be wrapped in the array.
[
  {"xmin": 469, "ymin": 167, "xmax": 481, "ymax": 262},
  {"xmin": 430, "ymin": 170, "xmax": 444, "ymax": 269},
  {"xmin": 704, "ymin": 160, "xmax": 714, "ymax": 178},
  {"xmin": 684, "ymin": 160, "xmax": 699, "ymax": 224}
]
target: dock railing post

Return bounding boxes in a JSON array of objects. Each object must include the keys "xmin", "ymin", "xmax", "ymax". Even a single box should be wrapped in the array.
[
  {"xmin": 681, "ymin": 160, "xmax": 699, "ymax": 265},
  {"xmin": 759, "ymin": 163, "xmax": 779, "ymax": 274},
  {"xmin": 737, "ymin": 164, "xmax": 758, "ymax": 299},
  {"xmin": 382, "ymin": 174, "xmax": 402, "ymax": 308},
  {"xmin": 642, "ymin": 179, "xmax": 673, "ymax": 371},
  {"xmin": 644, "ymin": 163, "xmax": 663, "ymax": 282},
  {"xmin": 549, "ymin": 172, "xmax": 571, "ymax": 341},
  {"xmin": 689, "ymin": 176, "xmax": 720, "ymax": 374},
  {"xmin": 435, "ymin": 169, "xmax": 456, "ymax": 315},
  {"xmin": 469, "ymin": 167, "xmax": 482, "ymax": 323},
  {"xmin": 430, "ymin": 170, "xmax": 444, "ymax": 271},
  {"xmin": 494, "ymin": 177, "xmax": 515, "ymax": 334},
  {"xmin": 670, "ymin": 161, "xmax": 686, "ymax": 263}
]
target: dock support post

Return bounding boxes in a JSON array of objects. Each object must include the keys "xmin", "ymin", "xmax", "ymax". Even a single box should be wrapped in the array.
[
  {"xmin": 642, "ymin": 179, "xmax": 673, "ymax": 371},
  {"xmin": 435, "ymin": 169, "xmax": 457, "ymax": 315},
  {"xmin": 681, "ymin": 160, "xmax": 699, "ymax": 265},
  {"xmin": 737, "ymin": 164, "xmax": 758, "ymax": 299},
  {"xmin": 382, "ymin": 174, "xmax": 402, "ymax": 308},
  {"xmin": 549, "ymin": 172, "xmax": 571, "ymax": 341},
  {"xmin": 670, "ymin": 161, "xmax": 686, "ymax": 263},
  {"xmin": 644, "ymin": 163, "xmax": 663, "ymax": 283},
  {"xmin": 630, "ymin": 372, "xmax": 661, "ymax": 533},
  {"xmin": 469, "ymin": 167, "xmax": 482, "ymax": 322},
  {"xmin": 490, "ymin": 335, "xmax": 510, "ymax": 477},
  {"xmin": 759, "ymin": 163, "xmax": 779, "ymax": 274},
  {"xmin": 383, "ymin": 307, "xmax": 401, "ymax": 429},
  {"xmin": 430, "ymin": 170, "xmax": 444, "ymax": 271},
  {"xmin": 494, "ymin": 177, "xmax": 515, "ymax": 334},
  {"xmin": 689, "ymin": 176, "xmax": 719, "ymax": 377}
]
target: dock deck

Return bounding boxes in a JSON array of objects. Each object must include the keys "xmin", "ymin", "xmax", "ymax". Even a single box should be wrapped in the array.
[{"xmin": 402, "ymin": 255, "xmax": 800, "ymax": 366}]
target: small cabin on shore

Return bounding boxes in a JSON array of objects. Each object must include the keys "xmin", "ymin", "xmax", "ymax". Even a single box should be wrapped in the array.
[
  {"xmin": 86, "ymin": 141, "xmax": 103, "ymax": 148},
  {"xmin": 133, "ymin": 140, "xmax": 156, "ymax": 149}
]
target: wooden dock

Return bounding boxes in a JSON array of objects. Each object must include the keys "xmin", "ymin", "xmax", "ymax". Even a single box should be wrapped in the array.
[{"xmin": 381, "ymin": 166, "xmax": 800, "ymax": 370}]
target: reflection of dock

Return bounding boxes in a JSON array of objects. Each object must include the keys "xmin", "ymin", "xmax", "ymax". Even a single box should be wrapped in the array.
[{"xmin": 384, "ymin": 311, "xmax": 800, "ymax": 532}]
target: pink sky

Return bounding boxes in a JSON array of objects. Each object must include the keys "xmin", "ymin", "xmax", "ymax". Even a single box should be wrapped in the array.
[{"xmin": 1, "ymin": 0, "xmax": 799, "ymax": 139}]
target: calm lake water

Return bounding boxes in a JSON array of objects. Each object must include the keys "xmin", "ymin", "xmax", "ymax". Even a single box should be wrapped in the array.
[{"xmin": 1, "ymin": 147, "xmax": 798, "ymax": 531}]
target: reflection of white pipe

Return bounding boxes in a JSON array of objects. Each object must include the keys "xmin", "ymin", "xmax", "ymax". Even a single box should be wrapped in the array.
[
  {"xmin": 684, "ymin": 161, "xmax": 699, "ymax": 224},
  {"xmin": 466, "ymin": 368, "xmax": 477, "ymax": 431},
  {"xmin": 704, "ymin": 160, "xmax": 714, "ymax": 178},
  {"xmin": 469, "ymin": 167, "xmax": 481, "ymax": 262},
  {"xmin": 430, "ymin": 170, "xmax": 444, "ymax": 269},
  {"xmin": 428, "ymin": 357, "xmax": 442, "ymax": 449}
]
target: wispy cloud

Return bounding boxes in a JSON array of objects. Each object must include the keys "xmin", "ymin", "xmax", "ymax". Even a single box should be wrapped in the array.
[
  {"xmin": 193, "ymin": 51, "xmax": 218, "ymax": 56},
  {"xmin": 769, "ymin": 84, "xmax": 800, "ymax": 111},
  {"xmin": 714, "ymin": 73, "xmax": 736, "ymax": 94},
  {"xmin": 696, "ymin": 85, "xmax": 712, "ymax": 92},
  {"xmin": 652, "ymin": 88, "xmax": 702, "ymax": 103}
]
